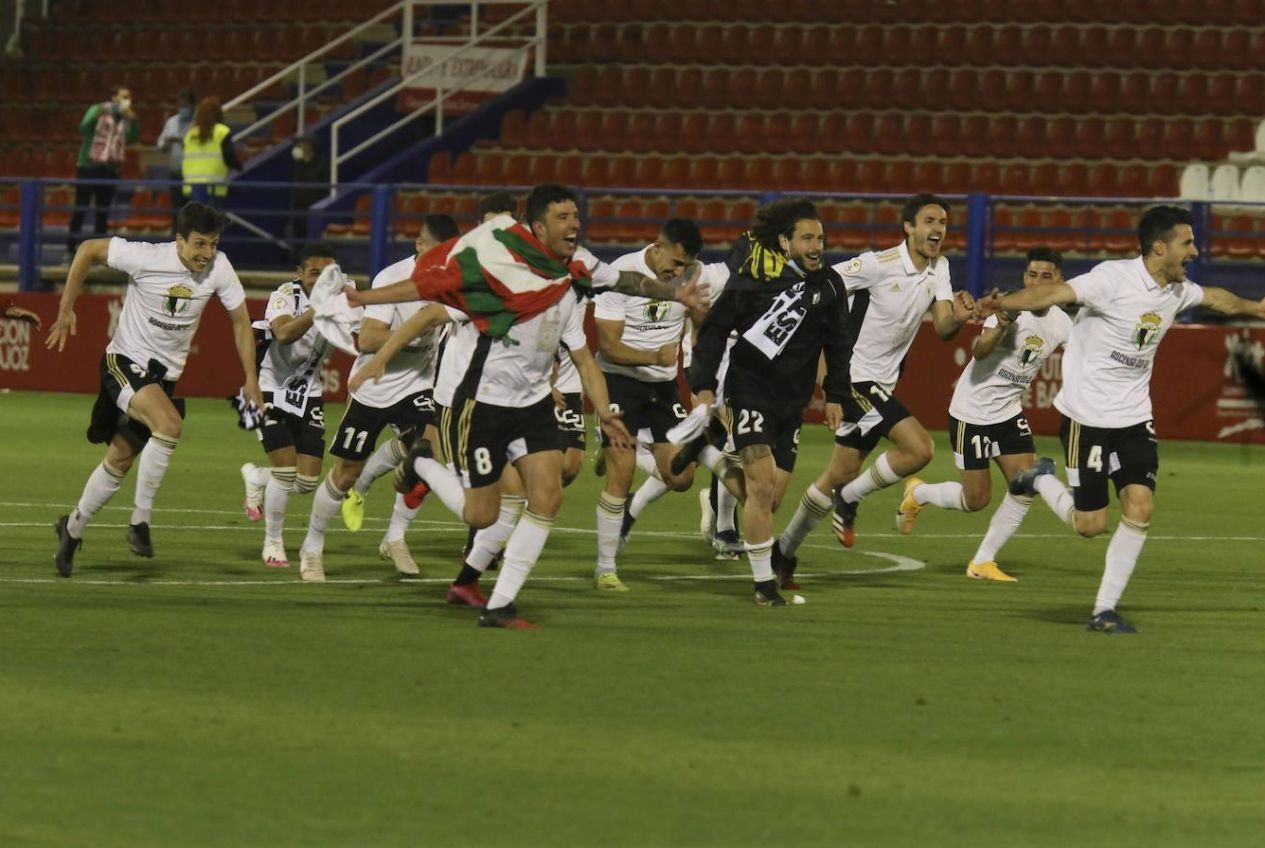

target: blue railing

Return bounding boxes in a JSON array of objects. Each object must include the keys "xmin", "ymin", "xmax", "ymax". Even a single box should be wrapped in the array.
[{"xmin": 4, "ymin": 176, "xmax": 1264, "ymax": 302}]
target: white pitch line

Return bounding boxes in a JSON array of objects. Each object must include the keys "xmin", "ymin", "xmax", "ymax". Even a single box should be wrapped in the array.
[{"xmin": 0, "ymin": 550, "xmax": 924, "ymax": 587}]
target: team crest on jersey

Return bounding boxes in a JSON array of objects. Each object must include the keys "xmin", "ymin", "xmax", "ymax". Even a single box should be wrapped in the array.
[
  {"xmin": 1133, "ymin": 311, "xmax": 1162, "ymax": 349},
  {"xmin": 1018, "ymin": 334, "xmax": 1045, "ymax": 367},
  {"xmin": 842, "ymin": 258, "xmax": 864, "ymax": 276},
  {"xmin": 642, "ymin": 300, "xmax": 671, "ymax": 322},
  {"xmin": 163, "ymin": 283, "xmax": 194, "ymax": 317}
]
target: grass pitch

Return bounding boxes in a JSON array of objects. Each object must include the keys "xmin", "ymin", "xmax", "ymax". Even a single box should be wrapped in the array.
[{"xmin": 1, "ymin": 391, "xmax": 1263, "ymax": 847}]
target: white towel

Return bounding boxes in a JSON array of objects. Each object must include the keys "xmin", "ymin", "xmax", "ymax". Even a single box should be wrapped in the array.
[
  {"xmin": 666, "ymin": 402, "xmax": 711, "ymax": 444},
  {"xmin": 309, "ymin": 263, "xmax": 363, "ymax": 356}
]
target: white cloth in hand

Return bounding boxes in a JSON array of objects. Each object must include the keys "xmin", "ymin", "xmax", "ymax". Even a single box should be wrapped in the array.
[
  {"xmin": 667, "ymin": 403, "xmax": 711, "ymax": 444},
  {"xmin": 309, "ymin": 263, "xmax": 363, "ymax": 356}
]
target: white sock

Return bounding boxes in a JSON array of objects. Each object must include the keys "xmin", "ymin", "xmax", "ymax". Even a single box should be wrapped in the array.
[
  {"xmin": 68, "ymin": 460, "xmax": 126, "ymax": 538},
  {"xmin": 1094, "ymin": 519, "xmax": 1148, "ymax": 615},
  {"xmin": 972, "ymin": 493, "xmax": 1032, "ymax": 564},
  {"xmin": 486, "ymin": 509, "xmax": 553, "ymax": 609},
  {"xmin": 595, "ymin": 492, "xmax": 625, "ymax": 574},
  {"xmin": 839, "ymin": 452, "xmax": 899, "ymax": 504},
  {"xmin": 634, "ymin": 449, "xmax": 659, "ymax": 478},
  {"xmin": 383, "ymin": 493, "xmax": 421, "ymax": 543},
  {"xmin": 778, "ymin": 484, "xmax": 831, "ymax": 557},
  {"xmin": 414, "ymin": 455, "xmax": 466, "ymax": 517},
  {"xmin": 264, "ymin": 467, "xmax": 296, "ymax": 542},
  {"xmin": 1035, "ymin": 474, "xmax": 1076, "ymax": 528},
  {"xmin": 716, "ymin": 480, "xmax": 738, "ymax": 533},
  {"xmin": 245, "ymin": 464, "xmax": 271, "ymax": 489},
  {"xmin": 628, "ymin": 476, "xmax": 669, "ymax": 520},
  {"xmin": 302, "ymin": 474, "xmax": 346, "ymax": 552},
  {"xmin": 914, "ymin": 481, "xmax": 968, "ymax": 511},
  {"xmin": 355, "ymin": 438, "xmax": 403, "ymax": 496},
  {"xmin": 467, "ymin": 494, "xmax": 524, "ymax": 571},
  {"xmin": 131, "ymin": 432, "xmax": 178, "ymax": 524},
  {"xmin": 699, "ymin": 445, "xmax": 727, "ymax": 475},
  {"xmin": 746, "ymin": 538, "xmax": 775, "ymax": 583}
]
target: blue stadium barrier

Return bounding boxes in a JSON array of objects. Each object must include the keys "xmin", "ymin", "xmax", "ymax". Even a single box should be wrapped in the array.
[{"xmin": 4, "ymin": 176, "xmax": 1263, "ymax": 305}]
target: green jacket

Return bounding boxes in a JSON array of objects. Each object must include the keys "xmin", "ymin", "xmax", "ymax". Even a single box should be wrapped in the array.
[{"xmin": 76, "ymin": 103, "xmax": 140, "ymax": 171}]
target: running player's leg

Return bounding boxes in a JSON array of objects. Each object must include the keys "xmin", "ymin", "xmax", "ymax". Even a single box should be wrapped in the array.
[
  {"xmin": 595, "ymin": 435, "xmax": 635, "ymax": 588},
  {"xmin": 966, "ymin": 452, "xmax": 1035, "ymax": 582}
]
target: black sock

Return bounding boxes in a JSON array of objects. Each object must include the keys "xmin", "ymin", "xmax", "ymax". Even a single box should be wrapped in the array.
[
  {"xmin": 464, "ymin": 525, "xmax": 477, "ymax": 553},
  {"xmin": 454, "ymin": 563, "xmax": 482, "ymax": 586}
]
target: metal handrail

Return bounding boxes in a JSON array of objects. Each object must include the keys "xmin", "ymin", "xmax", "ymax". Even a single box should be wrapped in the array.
[
  {"xmin": 223, "ymin": 0, "xmax": 409, "ymax": 141},
  {"xmin": 329, "ymin": 0, "xmax": 547, "ymax": 188}
]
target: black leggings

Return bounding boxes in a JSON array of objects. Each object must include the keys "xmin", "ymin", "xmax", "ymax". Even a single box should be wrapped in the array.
[{"xmin": 67, "ymin": 165, "xmax": 119, "ymax": 252}]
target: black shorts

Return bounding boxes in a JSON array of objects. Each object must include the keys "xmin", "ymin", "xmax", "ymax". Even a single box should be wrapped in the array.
[
  {"xmin": 948, "ymin": 413, "xmax": 1036, "ymax": 471},
  {"xmin": 1060, "ymin": 416, "xmax": 1158, "ymax": 512},
  {"xmin": 723, "ymin": 397, "xmax": 802, "ymax": 473},
  {"xmin": 835, "ymin": 381, "xmax": 912, "ymax": 453},
  {"xmin": 555, "ymin": 391, "xmax": 586, "ymax": 451},
  {"xmin": 439, "ymin": 395, "xmax": 560, "ymax": 488},
  {"xmin": 257, "ymin": 392, "xmax": 326, "ymax": 457},
  {"xmin": 87, "ymin": 352, "xmax": 184, "ymax": 446},
  {"xmin": 329, "ymin": 390, "xmax": 435, "ymax": 461},
  {"xmin": 599, "ymin": 373, "xmax": 688, "ymax": 447}
]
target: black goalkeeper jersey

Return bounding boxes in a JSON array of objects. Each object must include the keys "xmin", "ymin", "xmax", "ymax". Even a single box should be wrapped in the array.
[{"xmin": 688, "ymin": 242, "xmax": 852, "ymax": 412}]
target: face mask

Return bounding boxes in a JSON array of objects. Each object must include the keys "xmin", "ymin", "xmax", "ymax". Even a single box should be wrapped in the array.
[
  {"xmin": 117, "ymin": 97, "xmax": 132, "ymax": 111},
  {"xmin": 291, "ymin": 147, "xmax": 306, "ymax": 162},
  {"xmin": 177, "ymin": 107, "xmax": 191, "ymax": 120}
]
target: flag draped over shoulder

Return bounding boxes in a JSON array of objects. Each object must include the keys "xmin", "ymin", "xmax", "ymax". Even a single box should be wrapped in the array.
[{"xmin": 411, "ymin": 214, "xmax": 592, "ymax": 338}]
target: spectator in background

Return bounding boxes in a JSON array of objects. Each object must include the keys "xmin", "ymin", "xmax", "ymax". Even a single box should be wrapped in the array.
[
  {"xmin": 68, "ymin": 84, "xmax": 139, "ymax": 256},
  {"xmin": 289, "ymin": 134, "xmax": 328, "ymax": 241},
  {"xmin": 181, "ymin": 97, "xmax": 240, "ymax": 204},
  {"xmin": 156, "ymin": 89, "xmax": 196, "ymax": 230}
]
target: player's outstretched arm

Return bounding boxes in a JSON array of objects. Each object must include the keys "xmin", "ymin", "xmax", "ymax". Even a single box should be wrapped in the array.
[
  {"xmin": 930, "ymin": 290, "xmax": 977, "ymax": 339},
  {"xmin": 228, "ymin": 302, "xmax": 264, "ymax": 410},
  {"xmin": 971, "ymin": 310, "xmax": 1015, "ymax": 360},
  {"xmin": 568, "ymin": 344, "xmax": 633, "ymax": 449},
  {"xmin": 611, "ymin": 262, "xmax": 709, "ymax": 309},
  {"xmin": 347, "ymin": 303, "xmax": 454, "ymax": 392},
  {"xmin": 977, "ymin": 281, "xmax": 1078, "ymax": 319},
  {"xmin": 1200, "ymin": 288, "xmax": 1265, "ymax": 320},
  {"xmin": 344, "ymin": 277, "xmax": 417, "ymax": 307},
  {"xmin": 46, "ymin": 238, "xmax": 111, "ymax": 351}
]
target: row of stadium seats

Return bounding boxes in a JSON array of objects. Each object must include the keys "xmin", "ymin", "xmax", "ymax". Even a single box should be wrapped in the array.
[
  {"xmin": 499, "ymin": 109, "xmax": 1257, "ymax": 163},
  {"xmin": 553, "ymin": 0, "xmax": 1265, "ymax": 25},
  {"xmin": 3, "ymin": 63, "xmax": 291, "ymax": 105},
  {"xmin": 427, "ymin": 149, "xmax": 1181, "ymax": 197},
  {"xmin": 25, "ymin": 23, "xmax": 359, "ymax": 64},
  {"xmin": 0, "ymin": 146, "xmax": 142, "ymax": 181},
  {"xmin": 51, "ymin": 0, "xmax": 388, "ymax": 23},
  {"xmin": 567, "ymin": 65, "xmax": 1265, "ymax": 117},
  {"xmin": 993, "ymin": 205, "xmax": 1265, "ymax": 259},
  {"xmin": 552, "ymin": 22, "xmax": 1265, "ymax": 71}
]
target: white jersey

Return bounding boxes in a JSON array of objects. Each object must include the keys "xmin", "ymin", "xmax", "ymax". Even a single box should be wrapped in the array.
[
  {"xmin": 595, "ymin": 246, "xmax": 690, "ymax": 383},
  {"xmin": 105, "ymin": 237, "xmax": 245, "ymax": 380},
  {"xmin": 435, "ymin": 289, "xmax": 587, "ymax": 409},
  {"xmin": 835, "ymin": 241, "xmax": 952, "ymax": 391},
  {"xmin": 257, "ymin": 281, "xmax": 334, "ymax": 402},
  {"xmin": 350, "ymin": 255, "xmax": 445, "ymax": 408},
  {"xmin": 949, "ymin": 307, "xmax": 1073, "ymax": 425},
  {"xmin": 1055, "ymin": 257, "xmax": 1204, "ymax": 428},
  {"xmin": 553, "ymin": 297, "xmax": 586, "ymax": 395}
]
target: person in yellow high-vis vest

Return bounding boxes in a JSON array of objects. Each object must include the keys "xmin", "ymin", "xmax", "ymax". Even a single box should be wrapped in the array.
[{"xmin": 181, "ymin": 97, "xmax": 241, "ymax": 202}]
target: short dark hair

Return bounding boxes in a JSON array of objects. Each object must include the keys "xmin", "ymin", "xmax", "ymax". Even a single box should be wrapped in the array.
[
  {"xmin": 751, "ymin": 198, "xmax": 818, "ymax": 252},
  {"xmin": 660, "ymin": 217, "xmax": 703, "ymax": 257},
  {"xmin": 1137, "ymin": 205, "xmax": 1194, "ymax": 255},
  {"xmin": 1025, "ymin": 247, "xmax": 1063, "ymax": 270},
  {"xmin": 423, "ymin": 213, "xmax": 460, "ymax": 242},
  {"xmin": 175, "ymin": 202, "xmax": 226, "ymax": 238},
  {"xmin": 177, "ymin": 89, "xmax": 197, "ymax": 106},
  {"xmin": 524, "ymin": 183, "xmax": 579, "ymax": 226},
  {"xmin": 296, "ymin": 242, "xmax": 337, "ymax": 267},
  {"xmin": 900, "ymin": 193, "xmax": 951, "ymax": 227},
  {"xmin": 478, "ymin": 192, "xmax": 517, "ymax": 221}
]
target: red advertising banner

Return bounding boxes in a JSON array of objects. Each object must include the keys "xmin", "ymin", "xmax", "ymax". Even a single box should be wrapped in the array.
[
  {"xmin": 4, "ymin": 294, "xmax": 1262, "ymax": 444},
  {"xmin": 0, "ymin": 292, "xmax": 354, "ymax": 401}
]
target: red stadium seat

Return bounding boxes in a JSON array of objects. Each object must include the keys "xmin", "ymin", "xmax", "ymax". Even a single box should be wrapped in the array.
[
  {"xmin": 823, "ymin": 158, "xmax": 858, "ymax": 192},
  {"xmin": 946, "ymin": 69, "xmax": 979, "ymax": 112},
  {"xmin": 1088, "ymin": 74, "xmax": 1122, "ymax": 114},
  {"xmin": 977, "ymin": 69, "xmax": 1007, "ymax": 111},
  {"xmin": 1080, "ymin": 27, "xmax": 1110, "ymax": 68},
  {"xmin": 959, "ymin": 115, "xmax": 989, "ymax": 158},
  {"xmin": 1060, "ymin": 72, "xmax": 1090, "ymax": 114},
  {"xmin": 1105, "ymin": 27, "xmax": 1137, "ymax": 67}
]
